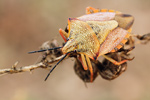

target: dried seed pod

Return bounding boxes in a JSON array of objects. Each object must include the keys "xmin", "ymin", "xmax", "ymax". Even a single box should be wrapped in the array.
[
  {"xmin": 40, "ymin": 40, "xmax": 63, "ymax": 62},
  {"xmin": 136, "ymin": 33, "xmax": 150, "ymax": 44},
  {"xmin": 74, "ymin": 58, "xmax": 99, "ymax": 82},
  {"xmin": 136, "ymin": 33, "xmax": 150, "ymax": 40},
  {"xmin": 98, "ymin": 53, "xmax": 127, "ymax": 80},
  {"xmin": 40, "ymin": 40, "xmax": 63, "ymax": 56}
]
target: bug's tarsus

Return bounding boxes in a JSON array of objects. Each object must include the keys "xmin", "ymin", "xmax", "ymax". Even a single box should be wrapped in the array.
[
  {"xmin": 28, "ymin": 47, "xmax": 62, "ymax": 54},
  {"xmin": 44, "ymin": 51, "xmax": 74, "ymax": 81}
]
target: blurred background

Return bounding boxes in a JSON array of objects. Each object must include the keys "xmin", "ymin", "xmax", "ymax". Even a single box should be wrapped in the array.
[{"xmin": 0, "ymin": 0, "xmax": 150, "ymax": 100}]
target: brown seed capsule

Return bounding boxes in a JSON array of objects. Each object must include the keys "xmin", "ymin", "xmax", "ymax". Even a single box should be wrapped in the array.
[
  {"xmin": 98, "ymin": 53, "xmax": 127, "ymax": 80},
  {"xmin": 40, "ymin": 40, "xmax": 63, "ymax": 62},
  {"xmin": 74, "ymin": 58, "xmax": 99, "ymax": 82}
]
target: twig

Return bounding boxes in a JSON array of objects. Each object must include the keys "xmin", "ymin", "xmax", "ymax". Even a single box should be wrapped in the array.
[
  {"xmin": 0, "ymin": 55, "xmax": 65, "ymax": 75},
  {"xmin": 0, "ymin": 39, "xmax": 66, "ymax": 76},
  {"xmin": 0, "ymin": 39, "xmax": 64, "ymax": 75},
  {"xmin": 0, "ymin": 62, "xmax": 44, "ymax": 75}
]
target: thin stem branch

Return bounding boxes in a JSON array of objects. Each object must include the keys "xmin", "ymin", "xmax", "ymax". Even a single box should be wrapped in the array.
[{"xmin": 0, "ymin": 55, "xmax": 65, "ymax": 75}]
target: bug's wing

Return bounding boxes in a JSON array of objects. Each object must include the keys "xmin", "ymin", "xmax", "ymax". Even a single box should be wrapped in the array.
[
  {"xmin": 62, "ymin": 19, "xmax": 100, "ymax": 59},
  {"xmin": 78, "ymin": 13, "xmax": 134, "ymax": 31},
  {"xmin": 77, "ymin": 12, "xmax": 116, "ymax": 21},
  {"xmin": 99, "ymin": 27, "xmax": 129, "ymax": 56},
  {"xmin": 86, "ymin": 20, "xmax": 118, "ymax": 44},
  {"xmin": 115, "ymin": 14, "xmax": 134, "ymax": 30},
  {"xmin": 85, "ymin": 7, "xmax": 134, "ymax": 31}
]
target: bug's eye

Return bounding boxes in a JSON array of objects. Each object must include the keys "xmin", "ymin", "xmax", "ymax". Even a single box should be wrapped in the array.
[
  {"xmin": 74, "ymin": 49, "xmax": 77, "ymax": 53},
  {"xmin": 67, "ymin": 38, "xmax": 69, "ymax": 41}
]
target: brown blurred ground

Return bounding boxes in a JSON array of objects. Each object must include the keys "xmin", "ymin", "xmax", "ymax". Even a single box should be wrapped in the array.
[{"xmin": 0, "ymin": 0, "xmax": 150, "ymax": 100}]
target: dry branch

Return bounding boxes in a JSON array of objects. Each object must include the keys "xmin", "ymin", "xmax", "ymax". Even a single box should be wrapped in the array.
[
  {"xmin": 0, "ymin": 62, "xmax": 44, "ymax": 75},
  {"xmin": 0, "ymin": 33, "xmax": 149, "ymax": 81},
  {"xmin": 0, "ymin": 55, "xmax": 65, "ymax": 75},
  {"xmin": 0, "ymin": 40, "xmax": 64, "ymax": 75}
]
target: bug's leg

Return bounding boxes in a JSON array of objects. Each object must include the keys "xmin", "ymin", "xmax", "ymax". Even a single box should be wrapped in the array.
[
  {"xmin": 102, "ymin": 55, "xmax": 128, "ymax": 65},
  {"xmin": 126, "ymin": 36, "xmax": 135, "ymax": 47},
  {"xmin": 85, "ymin": 55, "xmax": 93, "ymax": 82},
  {"xmin": 80, "ymin": 53, "xmax": 88, "ymax": 70},
  {"xmin": 59, "ymin": 28, "xmax": 68, "ymax": 42}
]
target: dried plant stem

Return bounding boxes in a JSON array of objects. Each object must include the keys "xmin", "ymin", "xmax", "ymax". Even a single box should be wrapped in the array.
[
  {"xmin": 0, "ymin": 55, "xmax": 65, "ymax": 75},
  {"xmin": 0, "ymin": 62, "xmax": 44, "ymax": 75}
]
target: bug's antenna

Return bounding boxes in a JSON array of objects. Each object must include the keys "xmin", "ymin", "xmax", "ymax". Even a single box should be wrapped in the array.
[
  {"xmin": 44, "ymin": 51, "xmax": 73, "ymax": 81},
  {"xmin": 28, "ymin": 47, "xmax": 62, "ymax": 54}
]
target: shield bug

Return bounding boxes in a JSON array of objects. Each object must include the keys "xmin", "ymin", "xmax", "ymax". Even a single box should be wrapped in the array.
[{"xmin": 29, "ymin": 7, "xmax": 134, "ymax": 82}]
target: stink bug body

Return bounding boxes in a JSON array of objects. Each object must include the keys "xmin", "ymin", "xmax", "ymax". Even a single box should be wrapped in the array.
[{"xmin": 29, "ymin": 7, "xmax": 134, "ymax": 82}]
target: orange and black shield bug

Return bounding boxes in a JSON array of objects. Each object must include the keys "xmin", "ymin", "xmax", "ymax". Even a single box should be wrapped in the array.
[{"xmin": 29, "ymin": 7, "xmax": 134, "ymax": 82}]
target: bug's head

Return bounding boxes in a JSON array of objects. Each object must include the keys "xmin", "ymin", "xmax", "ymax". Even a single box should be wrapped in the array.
[
  {"xmin": 62, "ymin": 39, "xmax": 77, "ymax": 54},
  {"xmin": 28, "ymin": 42, "xmax": 76, "ymax": 81}
]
